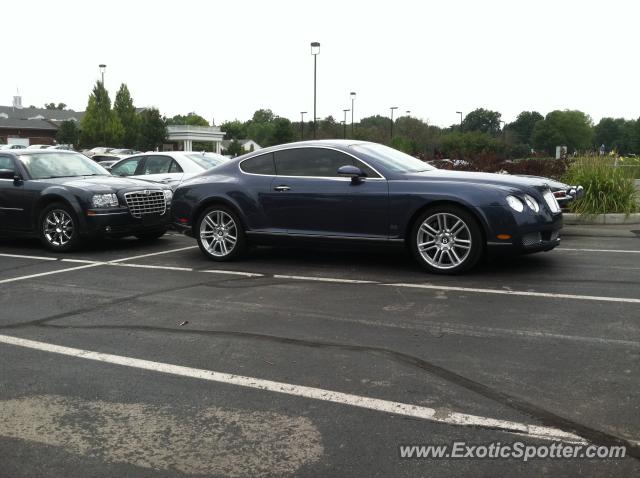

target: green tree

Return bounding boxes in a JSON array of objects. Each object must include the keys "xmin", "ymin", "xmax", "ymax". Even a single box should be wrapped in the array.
[
  {"xmin": 531, "ymin": 110, "xmax": 594, "ymax": 154},
  {"xmin": 251, "ymin": 109, "xmax": 276, "ymax": 123},
  {"xmin": 136, "ymin": 108, "xmax": 167, "ymax": 151},
  {"xmin": 220, "ymin": 120, "xmax": 247, "ymax": 140},
  {"xmin": 56, "ymin": 120, "xmax": 79, "ymax": 146},
  {"xmin": 507, "ymin": 111, "xmax": 543, "ymax": 144},
  {"xmin": 271, "ymin": 117, "xmax": 295, "ymax": 145},
  {"xmin": 44, "ymin": 102, "xmax": 67, "ymax": 110},
  {"xmin": 79, "ymin": 81, "xmax": 123, "ymax": 147},
  {"xmin": 594, "ymin": 118, "xmax": 636, "ymax": 154},
  {"xmin": 166, "ymin": 112, "xmax": 209, "ymax": 126},
  {"xmin": 113, "ymin": 84, "xmax": 139, "ymax": 148},
  {"xmin": 462, "ymin": 108, "xmax": 502, "ymax": 135},
  {"xmin": 225, "ymin": 140, "xmax": 244, "ymax": 157}
]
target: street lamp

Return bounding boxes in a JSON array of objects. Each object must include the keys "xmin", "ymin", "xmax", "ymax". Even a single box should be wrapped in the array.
[
  {"xmin": 311, "ymin": 42, "xmax": 320, "ymax": 138},
  {"xmin": 350, "ymin": 91, "xmax": 356, "ymax": 137},
  {"xmin": 300, "ymin": 111, "xmax": 307, "ymax": 140},
  {"xmin": 406, "ymin": 110, "xmax": 411, "ymax": 117},
  {"xmin": 342, "ymin": 109, "xmax": 350, "ymax": 139},
  {"xmin": 99, "ymin": 64, "xmax": 106, "ymax": 84},
  {"xmin": 456, "ymin": 111, "xmax": 463, "ymax": 126},
  {"xmin": 390, "ymin": 106, "xmax": 398, "ymax": 140}
]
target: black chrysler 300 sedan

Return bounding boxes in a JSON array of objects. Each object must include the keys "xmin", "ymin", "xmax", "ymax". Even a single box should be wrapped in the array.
[
  {"xmin": 172, "ymin": 141, "xmax": 563, "ymax": 274},
  {"xmin": 0, "ymin": 150, "xmax": 173, "ymax": 251}
]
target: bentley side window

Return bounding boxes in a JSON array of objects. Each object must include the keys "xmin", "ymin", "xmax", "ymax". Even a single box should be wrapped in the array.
[
  {"xmin": 274, "ymin": 148, "xmax": 355, "ymax": 177},
  {"xmin": 240, "ymin": 153, "xmax": 276, "ymax": 175}
]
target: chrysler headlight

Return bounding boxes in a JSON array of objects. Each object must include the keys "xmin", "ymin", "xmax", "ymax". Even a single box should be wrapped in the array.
[
  {"xmin": 523, "ymin": 194, "xmax": 540, "ymax": 213},
  {"xmin": 163, "ymin": 189, "xmax": 173, "ymax": 203},
  {"xmin": 91, "ymin": 193, "xmax": 118, "ymax": 208},
  {"xmin": 506, "ymin": 195, "xmax": 524, "ymax": 213}
]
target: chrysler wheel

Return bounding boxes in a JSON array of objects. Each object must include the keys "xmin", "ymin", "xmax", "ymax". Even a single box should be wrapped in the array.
[
  {"xmin": 39, "ymin": 203, "xmax": 81, "ymax": 251},
  {"xmin": 197, "ymin": 206, "xmax": 246, "ymax": 261},
  {"xmin": 411, "ymin": 206, "xmax": 483, "ymax": 274}
]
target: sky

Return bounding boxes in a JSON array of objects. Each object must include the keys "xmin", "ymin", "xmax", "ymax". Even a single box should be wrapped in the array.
[{"xmin": 3, "ymin": 0, "xmax": 638, "ymax": 127}]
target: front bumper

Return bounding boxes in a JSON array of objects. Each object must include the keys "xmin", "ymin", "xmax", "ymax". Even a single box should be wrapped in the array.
[
  {"xmin": 81, "ymin": 208, "xmax": 171, "ymax": 237},
  {"xmin": 478, "ymin": 206, "xmax": 563, "ymax": 254}
]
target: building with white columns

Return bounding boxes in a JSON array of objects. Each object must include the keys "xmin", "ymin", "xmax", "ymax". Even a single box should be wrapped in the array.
[{"xmin": 166, "ymin": 125, "xmax": 225, "ymax": 153}]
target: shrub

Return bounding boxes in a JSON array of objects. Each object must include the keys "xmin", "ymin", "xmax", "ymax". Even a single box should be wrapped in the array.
[{"xmin": 563, "ymin": 157, "xmax": 638, "ymax": 214}]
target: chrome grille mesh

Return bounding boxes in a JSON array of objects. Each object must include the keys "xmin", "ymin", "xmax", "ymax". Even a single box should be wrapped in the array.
[{"xmin": 124, "ymin": 191, "xmax": 166, "ymax": 218}]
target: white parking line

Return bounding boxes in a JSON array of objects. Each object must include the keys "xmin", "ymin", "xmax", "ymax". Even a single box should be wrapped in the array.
[
  {"xmin": 383, "ymin": 283, "xmax": 640, "ymax": 304},
  {"xmin": 558, "ymin": 248, "xmax": 640, "ymax": 254},
  {"xmin": 108, "ymin": 246, "xmax": 198, "ymax": 263},
  {"xmin": 0, "ymin": 333, "xmax": 585, "ymax": 444},
  {"xmin": 0, "ymin": 263, "xmax": 103, "ymax": 284},
  {"xmin": 112, "ymin": 263, "xmax": 194, "ymax": 272},
  {"xmin": 0, "ymin": 253, "xmax": 58, "ymax": 261},
  {"xmin": 202, "ymin": 270, "xmax": 264, "ymax": 277},
  {"xmin": 274, "ymin": 274, "xmax": 377, "ymax": 284}
]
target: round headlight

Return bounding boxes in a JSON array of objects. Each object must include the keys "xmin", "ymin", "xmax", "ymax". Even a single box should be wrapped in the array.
[
  {"xmin": 524, "ymin": 194, "xmax": 540, "ymax": 213},
  {"xmin": 506, "ymin": 195, "xmax": 524, "ymax": 213},
  {"xmin": 163, "ymin": 189, "xmax": 173, "ymax": 201}
]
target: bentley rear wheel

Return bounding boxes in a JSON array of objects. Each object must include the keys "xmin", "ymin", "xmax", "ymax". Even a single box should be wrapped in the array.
[{"xmin": 196, "ymin": 205, "xmax": 246, "ymax": 261}]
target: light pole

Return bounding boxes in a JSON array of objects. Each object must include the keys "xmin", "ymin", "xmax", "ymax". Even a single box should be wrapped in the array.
[
  {"xmin": 300, "ymin": 111, "xmax": 307, "ymax": 140},
  {"xmin": 390, "ymin": 106, "xmax": 398, "ymax": 140},
  {"xmin": 350, "ymin": 91, "xmax": 356, "ymax": 137},
  {"xmin": 342, "ymin": 109, "xmax": 350, "ymax": 139},
  {"xmin": 99, "ymin": 64, "xmax": 106, "ymax": 84},
  {"xmin": 311, "ymin": 42, "xmax": 320, "ymax": 138},
  {"xmin": 406, "ymin": 110, "xmax": 411, "ymax": 117},
  {"xmin": 456, "ymin": 111, "xmax": 463, "ymax": 126}
]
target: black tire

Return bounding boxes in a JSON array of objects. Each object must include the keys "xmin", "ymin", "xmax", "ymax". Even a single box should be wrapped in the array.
[
  {"xmin": 196, "ymin": 205, "xmax": 246, "ymax": 261},
  {"xmin": 135, "ymin": 229, "xmax": 167, "ymax": 241},
  {"xmin": 409, "ymin": 205, "xmax": 484, "ymax": 274},
  {"xmin": 39, "ymin": 202, "xmax": 83, "ymax": 252}
]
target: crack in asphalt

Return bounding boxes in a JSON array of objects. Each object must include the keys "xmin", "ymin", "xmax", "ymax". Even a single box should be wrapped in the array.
[{"xmin": 1, "ymin": 274, "xmax": 639, "ymax": 459}]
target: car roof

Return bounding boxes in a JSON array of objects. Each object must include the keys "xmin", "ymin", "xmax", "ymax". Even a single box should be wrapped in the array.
[{"xmin": 9, "ymin": 149, "xmax": 81, "ymax": 156}]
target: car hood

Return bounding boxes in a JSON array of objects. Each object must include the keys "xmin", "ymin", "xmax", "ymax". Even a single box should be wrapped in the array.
[
  {"xmin": 34, "ymin": 175, "xmax": 167, "ymax": 191},
  {"xmin": 406, "ymin": 169, "xmax": 554, "ymax": 190}
]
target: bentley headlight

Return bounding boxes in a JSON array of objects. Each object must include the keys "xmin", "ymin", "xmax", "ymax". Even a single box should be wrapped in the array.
[
  {"xmin": 506, "ymin": 195, "xmax": 524, "ymax": 213},
  {"xmin": 524, "ymin": 194, "xmax": 540, "ymax": 213},
  {"xmin": 91, "ymin": 193, "xmax": 118, "ymax": 208},
  {"xmin": 163, "ymin": 189, "xmax": 173, "ymax": 203}
]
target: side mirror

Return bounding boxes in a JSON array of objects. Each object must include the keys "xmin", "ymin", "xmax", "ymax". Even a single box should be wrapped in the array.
[
  {"xmin": 0, "ymin": 169, "xmax": 14, "ymax": 180},
  {"xmin": 337, "ymin": 165, "xmax": 365, "ymax": 183}
]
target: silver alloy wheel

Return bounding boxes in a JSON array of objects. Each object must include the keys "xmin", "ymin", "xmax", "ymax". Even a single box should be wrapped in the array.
[
  {"xmin": 416, "ymin": 212, "xmax": 472, "ymax": 270},
  {"xmin": 43, "ymin": 209, "xmax": 74, "ymax": 247},
  {"xmin": 199, "ymin": 210, "xmax": 238, "ymax": 257}
]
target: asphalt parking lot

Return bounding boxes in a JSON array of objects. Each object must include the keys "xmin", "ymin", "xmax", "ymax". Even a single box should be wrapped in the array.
[{"xmin": 1, "ymin": 229, "xmax": 639, "ymax": 477}]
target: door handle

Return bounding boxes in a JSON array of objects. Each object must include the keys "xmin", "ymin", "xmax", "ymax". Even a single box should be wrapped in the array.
[{"xmin": 273, "ymin": 185, "xmax": 291, "ymax": 192}]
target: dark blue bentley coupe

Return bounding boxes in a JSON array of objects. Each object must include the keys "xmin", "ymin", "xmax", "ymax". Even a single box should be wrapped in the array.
[{"xmin": 171, "ymin": 140, "xmax": 562, "ymax": 274}]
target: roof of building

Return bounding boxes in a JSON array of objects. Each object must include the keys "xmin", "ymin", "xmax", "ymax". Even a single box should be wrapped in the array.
[
  {"xmin": 0, "ymin": 105, "xmax": 84, "ymax": 122},
  {"xmin": 0, "ymin": 118, "xmax": 58, "ymax": 130}
]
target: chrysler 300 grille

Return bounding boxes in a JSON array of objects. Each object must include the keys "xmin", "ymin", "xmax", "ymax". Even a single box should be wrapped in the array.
[{"xmin": 124, "ymin": 191, "xmax": 166, "ymax": 218}]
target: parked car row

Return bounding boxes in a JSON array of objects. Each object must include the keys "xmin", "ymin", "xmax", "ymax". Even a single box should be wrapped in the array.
[
  {"xmin": 0, "ymin": 144, "xmax": 73, "ymax": 150},
  {"xmin": 1, "ymin": 141, "xmax": 566, "ymax": 273}
]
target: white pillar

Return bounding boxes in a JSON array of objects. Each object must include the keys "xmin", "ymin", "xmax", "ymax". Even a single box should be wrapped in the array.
[
  {"xmin": 183, "ymin": 139, "xmax": 188, "ymax": 151},
  {"xmin": 215, "ymin": 141, "xmax": 221, "ymax": 154}
]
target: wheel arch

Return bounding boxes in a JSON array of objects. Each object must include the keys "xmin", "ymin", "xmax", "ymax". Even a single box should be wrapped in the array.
[{"xmin": 34, "ymin": 193, "xmax": 83, "ymax": 231}]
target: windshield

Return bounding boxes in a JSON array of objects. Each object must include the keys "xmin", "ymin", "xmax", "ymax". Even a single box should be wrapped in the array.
[
  {"xmin": 186, "ymin": 153, "xmax": 226, "ymax": 169},
  {"xmin": 19, "ymin": 153, "xmax": 110, "ymax": 179},
  {"xmin": 351, "ymin": 143, "xmax": 435, "ymax": 173}
]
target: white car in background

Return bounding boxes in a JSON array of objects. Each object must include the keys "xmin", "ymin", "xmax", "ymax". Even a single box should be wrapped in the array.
[
  {"xmin": 108, "ymin": 151, "xmax": 227, "ymax": 188},
  {"xmin": 26, "ymin": 144, "xmax": 52, "ymax": 149}
]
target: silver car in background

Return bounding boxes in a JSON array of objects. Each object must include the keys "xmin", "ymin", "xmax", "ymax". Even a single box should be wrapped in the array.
[{"xmin": 108, "ymin": 151, "xmax": 227, "ymax": 189}]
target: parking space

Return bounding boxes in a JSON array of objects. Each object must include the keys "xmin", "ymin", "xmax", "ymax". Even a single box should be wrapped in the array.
[{"xmin": 1, "ymin": 232, "xmax": 639, "ymax": 476}]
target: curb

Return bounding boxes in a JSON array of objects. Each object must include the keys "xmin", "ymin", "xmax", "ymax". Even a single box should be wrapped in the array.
[
  {"xmin": 562, "ymin": 226, "xmax": 639, "ymax": 238},
  {"xmin": 563, "ymin": 213, "xmax": 640, "ymax": 225}
]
